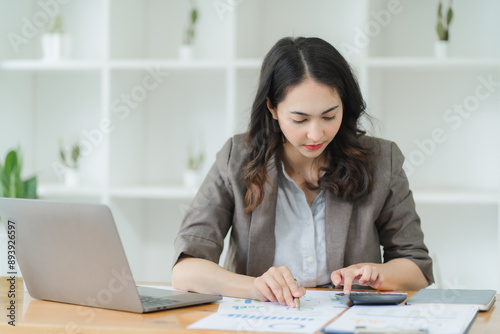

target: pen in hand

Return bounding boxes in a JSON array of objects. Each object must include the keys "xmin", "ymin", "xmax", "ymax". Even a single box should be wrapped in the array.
[{"xmin": 294, "ymin": 278, "xmax": 300, "ymax": 311}]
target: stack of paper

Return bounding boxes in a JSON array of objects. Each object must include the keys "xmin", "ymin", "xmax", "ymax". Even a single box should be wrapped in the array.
[
  {"xmin": 189, "ymin": 290, "xmax": 348, "ymax": 333},
  {"xmin": 322, "ymin": 304, "xmax": 478, "ymax": 334}
]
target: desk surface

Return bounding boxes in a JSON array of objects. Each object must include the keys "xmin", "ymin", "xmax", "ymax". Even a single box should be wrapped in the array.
[{"xmin": 0, "ymin": 278, "xmax": 498, "ymax": 334}]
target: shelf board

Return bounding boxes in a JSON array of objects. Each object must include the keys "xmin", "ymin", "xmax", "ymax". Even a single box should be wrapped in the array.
[
  {"xmin": 109, "ymin": 185, "xmax": 197, "ymax": 199},
  {"xmin": 109, "ymin": 59, "xmax": 227, "ymax": 70},
  {"xmin": 366, "ymin": 57, "xmax": 500, "ymax": 69},
  {"xmin": 0, "ymin": 59, "xmax": 102, "ymax": 71},
  {"xmin": 412, "ymin": 189, "xmax": 499, "ymax": 204},
  {"xmin": 3, "ymin": 57, "xmax": 499, "ymax": 71},
  {"xmin": 38, "ymin": 184, "xmax": 198, "ymax": 199},
  {"xmin": 38, "ymin": 184, "xmax": 104, "ymax": 197}
]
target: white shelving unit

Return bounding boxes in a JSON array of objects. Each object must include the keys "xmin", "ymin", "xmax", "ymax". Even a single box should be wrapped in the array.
[{"xmin": 1, "ymin": 0, "xmax": 499, "ymax": 289}]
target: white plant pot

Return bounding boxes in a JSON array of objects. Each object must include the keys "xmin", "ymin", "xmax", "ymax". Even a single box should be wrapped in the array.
[
  {"xmin": 183, "ymin": 170, "xmax": 200, "ymax": 189},
  {"xmin": 63, "ymin": 168, "xmax": 79, "ymax": 187},
  {"xmin": 178, "ymin": 44, "xmax": 194, "ymax": 61},
  {"xmin": 434, "ymin": 40, "xmax": 449, "ymax": 60},
  {"xmin": 42, "ymin": 33, "xmax": 70, "ymax": 60}
]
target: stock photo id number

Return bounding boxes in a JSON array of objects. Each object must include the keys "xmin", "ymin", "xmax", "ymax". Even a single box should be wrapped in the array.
[{"xmin": 6, "ymin": 219, "xmax": 17, "ymax": 326}]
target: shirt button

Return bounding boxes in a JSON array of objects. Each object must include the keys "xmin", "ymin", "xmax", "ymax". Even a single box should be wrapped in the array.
[
  {"xmin": 306, "ymin": 257, "xmax": 313, "ymax": 263},
  {"xmin": 306, "ymin": 220, "xmax": 311, "ymax": 226}
]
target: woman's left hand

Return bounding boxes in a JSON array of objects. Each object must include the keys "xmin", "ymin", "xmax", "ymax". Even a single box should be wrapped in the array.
[{"xmin": 331, "ymin": 263, "xmax": 384, "ymax": 294}]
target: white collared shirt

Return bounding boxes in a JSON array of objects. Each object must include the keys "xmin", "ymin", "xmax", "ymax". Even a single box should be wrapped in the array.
[{"xmin": 272, "ymin": 162, "xmax": 330, "ymax": 287}]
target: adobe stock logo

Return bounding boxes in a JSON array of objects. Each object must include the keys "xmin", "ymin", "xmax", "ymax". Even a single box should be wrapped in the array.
[
  {"xmin": 51, "ymin": 66, "xmax": 169, "ymax": 182},
  {"xmin": 403, "ymin": 74, "xmax": 499, "ymax": 175},
  {"xmin": 340, "ymin": 0, "xmax": 406, "ymax": 58},
  {"xmin": 7, "ymin": 0, "xmax": 72, "ymax": 54},
  {"xmin": 213, "ymin": 0, "xmax": 243, "ymax": 20}
]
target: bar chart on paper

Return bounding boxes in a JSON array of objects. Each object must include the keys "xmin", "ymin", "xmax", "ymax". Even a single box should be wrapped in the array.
[{"xmin": 189, "ymin": 290, "xmax": 348, "ymax": 333}]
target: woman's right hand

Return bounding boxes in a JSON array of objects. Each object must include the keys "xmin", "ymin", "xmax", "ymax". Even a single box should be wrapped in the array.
[{"xmin": 252, "ymin": 266, "xmax": 306, "ymax": 307}]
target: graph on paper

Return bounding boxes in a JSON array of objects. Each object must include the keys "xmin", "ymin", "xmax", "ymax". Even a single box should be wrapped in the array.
[{"xmin": 189, "ymin": 290, "xmax": 348, "ymax": 333}]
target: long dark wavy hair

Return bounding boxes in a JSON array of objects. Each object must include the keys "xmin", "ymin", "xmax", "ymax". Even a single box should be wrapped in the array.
[{"xmin": 243, "ymin": 36, "xmax": 373, "ymax": 212}]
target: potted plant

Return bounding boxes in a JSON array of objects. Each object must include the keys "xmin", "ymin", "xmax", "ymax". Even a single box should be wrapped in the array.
[
  {"xmin": 0, "ymin": 148, "xmax": 36, "ymax": 279},
  {"xmin": 435, "ymin": 0, "xmax": 453, "ymax": 59},
  {"xmin": 59, "ymin": 138, "xmax": 81, "ymax": 187},
  {"xmin": 42, "ymin": 14, "xmax": 70, "ymax": 60},
  {"xmin": 179, "ymin": 1, "xmax": 198, "ymax": 61},
  {"xmin": 183, "ymin": 136, "xmax": 205, "ymax": 189},
  {"xmin": 0, "ymin": 148, "xmax": 37, "ymax": 199}
]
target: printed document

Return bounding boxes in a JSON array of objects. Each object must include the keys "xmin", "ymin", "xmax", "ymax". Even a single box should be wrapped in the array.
[
  {"xmin": 189, "ymin": 290, "xmax": 348, "ymax": 333},
  {"xmin": 323, "ymin": 304, "xmax": 478, "ymax": 334}
]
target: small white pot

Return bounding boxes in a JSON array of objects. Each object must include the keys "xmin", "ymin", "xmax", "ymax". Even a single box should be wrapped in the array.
[
  {"xmin": 42, "ymin": 33, "xmax": 70, "ymax": 60},
  {"xmin": 63, "ymin": 168, "xmax": 79, "ymax": 187},
  {"xmin": 434, "ymin": 40, "xmax": 449, "ymax": 60},
  {"xmin": 178, "ymin": 44, "xmax": 194, "ymax": 61},
  {"xmin": 183, "ymin": 170, "xmax": 200, "ymax": 189}
]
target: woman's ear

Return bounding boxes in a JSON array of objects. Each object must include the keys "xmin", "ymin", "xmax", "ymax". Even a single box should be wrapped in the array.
[{"xmin": 266, "ymin": 98, "xmax": 278, "ymax": 120}]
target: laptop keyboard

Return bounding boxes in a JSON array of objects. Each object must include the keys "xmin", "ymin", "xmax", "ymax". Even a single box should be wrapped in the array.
[{"xmin": 140, "ymin": 295, "xmax": 182, "ymax": 309}]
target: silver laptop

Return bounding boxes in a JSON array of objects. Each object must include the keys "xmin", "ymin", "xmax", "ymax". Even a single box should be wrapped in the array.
[{"xmin": 0, "ymin": 197, "xmax": 221, "ymax": 313}]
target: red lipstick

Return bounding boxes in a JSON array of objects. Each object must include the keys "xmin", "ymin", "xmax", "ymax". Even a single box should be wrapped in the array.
[{"xmin": 305, "ymin": 143, "xmax": 323, "ymax": 150}]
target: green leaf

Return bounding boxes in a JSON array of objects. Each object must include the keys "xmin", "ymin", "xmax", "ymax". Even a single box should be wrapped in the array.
[
  {"xmin": 4, "ymin": 150, "xmax": 17, "ymax": 176},
  {"xmin": 446, "ymin": 7, "xmax": 453, "ymax": 27},
  {"xmin": 0, "ymin": 166, "xmax": 8, "ymax": 196},
  {"xmin": 11, "ymin": 165, "xmax": 23, "ymax": 198},
  {"xmin": 16, "ymin": 147, "xmax": 23, "ymax": 174},
  {"xmin": 191, "ymin": 8, "xmax": 198, "ymax": 24},
  {"xmin": 0, "ymin": 148, "xmax": 37, "ymax": 198},
  {"xmin": 47, "ymin": 15, "xmax": 64, "ymax": 34},
  {"xmin": 71, "ymin": 145, "xmax": 80, "ymax": 166},
  {"xmin": 15, "ymin": 171, "xmax": 24, "ymax": 198},
  {"xmin": 437, "ymin": 2, "xmax": 443, "ymax": 18},
  {"xmin": 8, "ymin": 172, "xmax": 17, "ymax": 198},
  {"xmin": 14, "ymin": 152, "xmax": 22, "ymax": 181},
  {"xmin": 60, "ymin": 150, "xmax": 66, "ymax": 165},
  {"xmin": 24, "ymin": 176, "xmax": 37, "ymax": 199},
  {"xmin": 436, "ymin": 22, "xmax": 446, "ymax": 40}
]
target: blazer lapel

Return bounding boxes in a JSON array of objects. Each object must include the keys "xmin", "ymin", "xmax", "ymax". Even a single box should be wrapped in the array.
[
  {"xmin": 246, "ymin": 158, "xmax": 279, "ymax": 277},
  {"xmin": 325, "ymin": 191, "xmax": 354, "ymax": 274}
]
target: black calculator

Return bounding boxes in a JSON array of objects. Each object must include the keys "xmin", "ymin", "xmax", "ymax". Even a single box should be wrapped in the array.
[{"xmin": 337, "ymin": 292, "xmax": 408, "ymax": 306}]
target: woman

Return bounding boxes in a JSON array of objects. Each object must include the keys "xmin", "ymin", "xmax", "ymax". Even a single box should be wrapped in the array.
[{"xmin": 172, "ymin": 37, "xmax": 433, "ymax": 308}]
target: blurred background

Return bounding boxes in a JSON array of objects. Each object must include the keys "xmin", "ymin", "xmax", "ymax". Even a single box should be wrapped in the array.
[{"xmin": 0, "ymin": 0, "xmax": 499, "ymax": 290}]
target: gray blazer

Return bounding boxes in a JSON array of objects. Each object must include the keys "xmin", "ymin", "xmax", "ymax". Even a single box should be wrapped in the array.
[{"xmin": 174, "ymin": 134, "xmax": 434, "ymax": 284}]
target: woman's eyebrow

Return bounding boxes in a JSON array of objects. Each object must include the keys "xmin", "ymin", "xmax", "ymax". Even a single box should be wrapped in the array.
[{"xmin": 290, "ymin": 105, "xmax": 339, "ymax": 116}]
